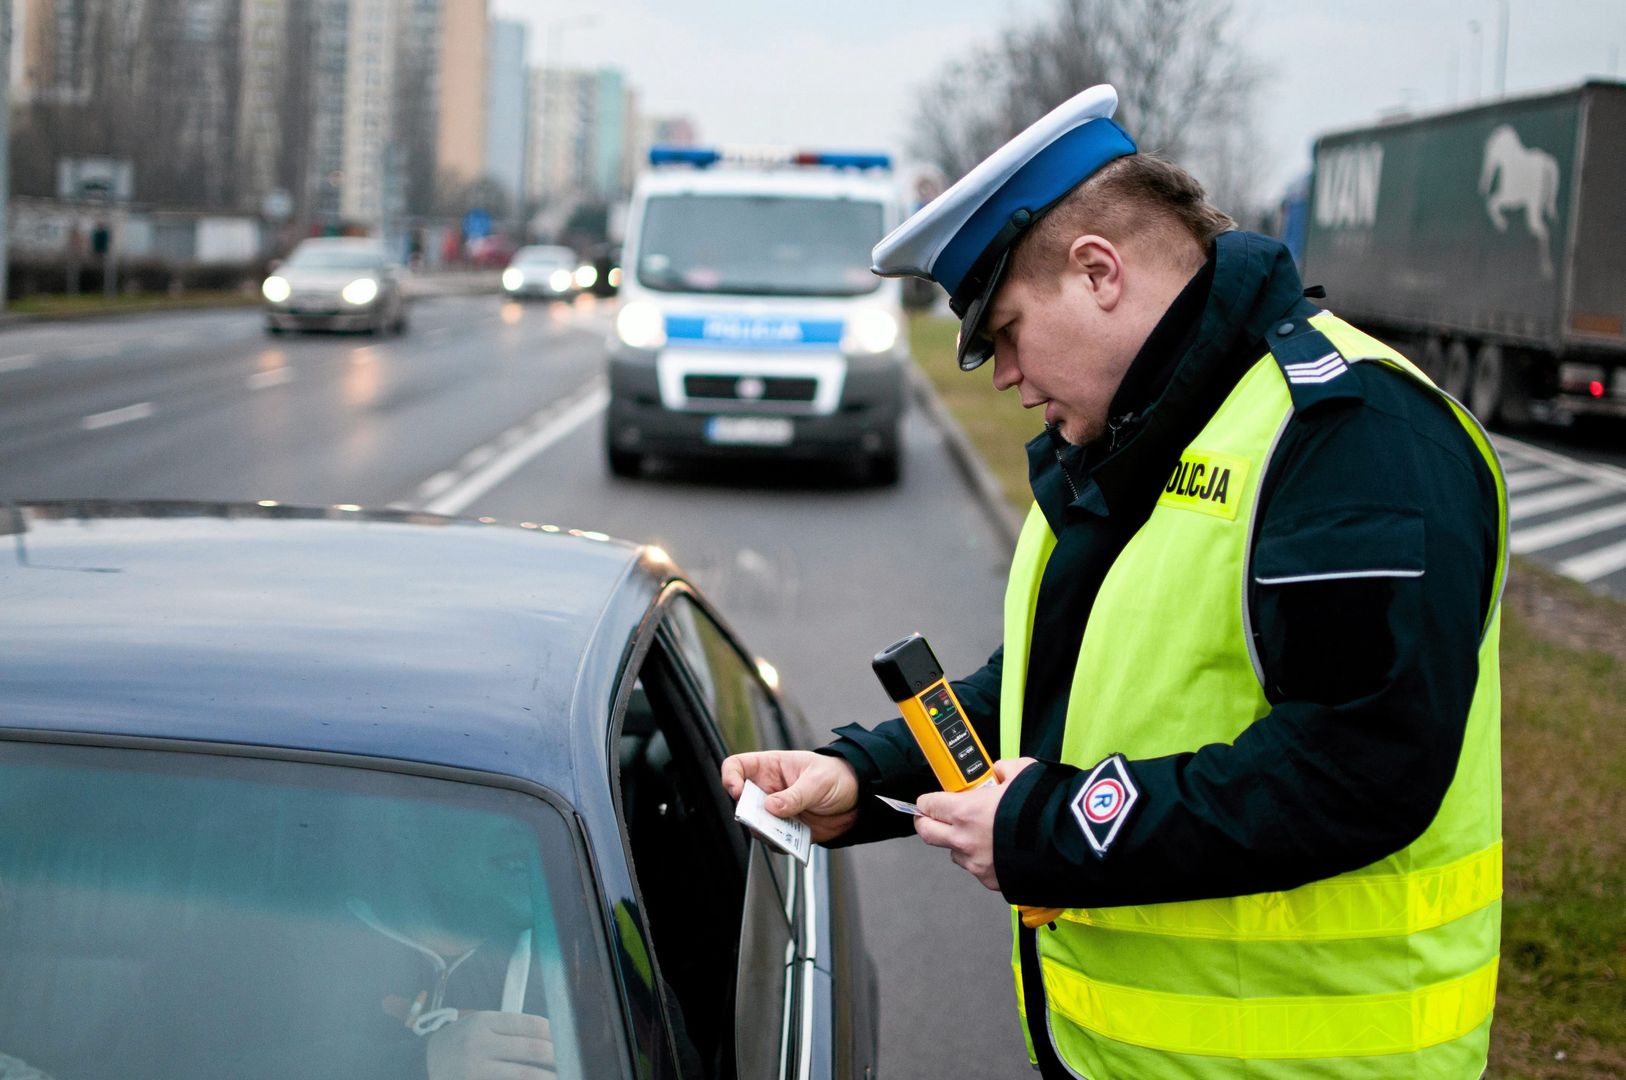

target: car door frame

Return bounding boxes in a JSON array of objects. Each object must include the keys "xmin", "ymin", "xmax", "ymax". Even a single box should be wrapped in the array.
[{"xmin": 604, "ymin": 579, "xmax": 822, "ymax": 1080}]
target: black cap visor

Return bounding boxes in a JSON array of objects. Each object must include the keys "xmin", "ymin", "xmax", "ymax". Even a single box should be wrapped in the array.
[{"xmin": 952, "ymin": 247, "xmax": 1012, "ymax": 372}]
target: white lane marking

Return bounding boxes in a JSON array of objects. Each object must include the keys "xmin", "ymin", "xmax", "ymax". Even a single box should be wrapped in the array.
[
  {"xmin": 1512, "ymin": 502, "xmax": 1626, "ymax": 554},
  {"xmin": 247, "ymin": 367, "xmax": 295, "ymax": 390},
  {"xmin": 1509, "ymin": 482, "xmax": 1613, "ymax": 521},
  {"xmin": 1495, "ymin": 434, "xmax": 1626, "ymax": 491},
  {"xmin": 459, "ymin": 445, "xmax": 496, "ymax": 471},
  {"xmin": 416, "ymin": 470, "xmax": 461, "ymax": 500},
  {"xmin": 424, "ymin": 378, "xmax": 608, "ymax": 516},
  {"xmin": 1558, "ymin": 536, "xmax": 1626, "ymax": 583},
  {"xmin": 1504, "ymin": 468, "xmax": 1567, "ymax": 493},
  {"xmin": 81, "ymin": 402, "xmax": 156, "ymax": 430},
  {"xmin": 0, "ymin": 354, "xmax": 37, "ymax": 373}
]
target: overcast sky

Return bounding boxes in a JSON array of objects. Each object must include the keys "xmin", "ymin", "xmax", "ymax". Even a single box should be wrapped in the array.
[{"xmin": 493, "ymin": 0, "xmax": 1625, "ymax": 206}]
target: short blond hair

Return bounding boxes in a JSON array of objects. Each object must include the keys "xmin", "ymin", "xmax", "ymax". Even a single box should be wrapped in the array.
[{"xmin": 1009, "ymin": 154, "xmax": 1234, "ymax": 285}]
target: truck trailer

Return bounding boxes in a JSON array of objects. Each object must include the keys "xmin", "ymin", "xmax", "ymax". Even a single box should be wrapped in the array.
[{"xmin": 1302, "ymin": 80, "xmax": 1626, "ymax": 426}]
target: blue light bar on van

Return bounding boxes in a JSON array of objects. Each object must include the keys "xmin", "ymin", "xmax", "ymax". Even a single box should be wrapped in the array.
[
  {"xmin": 649, "ymin": 146, "xmax": 721, "ymax": 167},
  {"xmin": 648, "ymin": 145, "xmax": 891, "ymax": 171}
]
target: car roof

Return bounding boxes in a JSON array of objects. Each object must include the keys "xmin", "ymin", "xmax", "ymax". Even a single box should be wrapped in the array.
[{"xmin": 0, "ymin": 502, "xmax": 670, "ymax": 800}]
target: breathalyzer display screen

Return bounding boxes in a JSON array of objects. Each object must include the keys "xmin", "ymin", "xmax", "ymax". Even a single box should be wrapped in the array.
[{"xmin": 920, "ymin": 682, "xmax": 988, "ymax": 784}]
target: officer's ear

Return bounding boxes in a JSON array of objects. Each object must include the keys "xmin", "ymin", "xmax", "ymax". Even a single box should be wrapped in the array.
[{"xmin": 1067, "ymin": 234, "xmax": 1123, "ymax": 312}]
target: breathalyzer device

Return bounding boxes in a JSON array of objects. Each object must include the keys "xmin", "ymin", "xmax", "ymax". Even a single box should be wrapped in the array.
[
  {"xmin": 872, "ymin": 633, "xmax": 1066, "ymax": 931},
  {"xmin": 872, "ymin": 634, "xmax": 995, "ymax": 792}
]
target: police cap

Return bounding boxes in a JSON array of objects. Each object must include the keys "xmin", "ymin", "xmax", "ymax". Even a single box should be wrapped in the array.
[{"xmin": 871, "ymin": 85, "xmax": 1135, "ymax": 370}]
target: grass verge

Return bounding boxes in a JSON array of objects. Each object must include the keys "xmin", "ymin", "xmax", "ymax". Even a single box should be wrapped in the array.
[
  {"xmin": 909, "ymin": 312, "xmax": 1626, "ymax": 1079},
  {"xmin": 4, "ymin": 290, "xmax": 258, "ymax": 318}
]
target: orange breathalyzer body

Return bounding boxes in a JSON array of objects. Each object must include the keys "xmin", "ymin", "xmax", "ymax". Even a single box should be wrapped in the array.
[
  {"xmin": 871, "ymin": 633, "xmax": 1064, "ymax": 930},
  {"xmin": 872, "ymin": 634, "xmax": 995, "ymax": 792}
]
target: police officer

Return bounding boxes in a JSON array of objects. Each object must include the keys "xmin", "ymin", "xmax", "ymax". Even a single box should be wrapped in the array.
[{"xmin": 721, "ymin": 84, "xmax": 1506, "ymax": 1079}]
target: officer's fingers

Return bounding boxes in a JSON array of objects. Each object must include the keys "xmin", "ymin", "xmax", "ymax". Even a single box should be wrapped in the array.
[
  {"xmin": 915, "ymin": 790, "xmax": 956, "ymax": 823},
  {"xmin": 722, "ymin": 752, "xmax": 787, "ymax": 798},
  {"xmin": 913, "ymin": 813, "xmax": 957, "ymax": 850},
  {"xmin": 993, "ymin": 757, "xmax": 1038, "ymax": 784}
]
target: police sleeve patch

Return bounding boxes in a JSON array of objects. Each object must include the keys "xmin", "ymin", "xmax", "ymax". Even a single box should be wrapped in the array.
[{"xmin": 1070, "ymin": 754, "xmax": 1139, "ymax": 858}]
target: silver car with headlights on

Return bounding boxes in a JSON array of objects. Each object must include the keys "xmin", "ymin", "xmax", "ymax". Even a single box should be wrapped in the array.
[
  {"xmin": 263, "ymin": 238, "xmax": 409, "ymax": 335},
  {"xmin": 501, "ymin": 244, "xmax": 583, "ymax": 300}
]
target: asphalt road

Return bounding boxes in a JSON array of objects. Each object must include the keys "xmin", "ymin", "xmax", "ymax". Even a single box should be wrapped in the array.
[
  {"xmin": 4, "ymin": 296, "xmax": 1622, "ymax": 1079},
  {"xmin": 0, "ymin": 294, "xmax": 1034, "ymax": 1079}
]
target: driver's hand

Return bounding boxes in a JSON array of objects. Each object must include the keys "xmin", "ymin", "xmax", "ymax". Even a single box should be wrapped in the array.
[{"xmin": 426, "ymin": 1011, "xmax": 555, "ymax": 1080}]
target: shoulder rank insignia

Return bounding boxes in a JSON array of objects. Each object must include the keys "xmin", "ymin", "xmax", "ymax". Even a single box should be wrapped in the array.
[{"xmin": 1267, "ymin": 319, "xmax": 1363, "ymax": 410}]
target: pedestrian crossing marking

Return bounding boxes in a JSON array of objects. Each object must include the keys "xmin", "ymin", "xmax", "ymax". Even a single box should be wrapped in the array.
[{"xmin": 1496, "ymin": 435, "xmax": 1626, "ymax": 596}]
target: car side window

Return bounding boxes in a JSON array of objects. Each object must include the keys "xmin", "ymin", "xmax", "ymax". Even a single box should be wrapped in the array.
[
  {"xmin": 663, "ymin": 596, "xmax": 787, "ymax": 755},
  {"xmin": 615, "ymin": 638, "xmax": 750, "ymax": 1077},
  {"xmin": 615, "ymin": 597, "xmax": 803, "ymax": 1079}
]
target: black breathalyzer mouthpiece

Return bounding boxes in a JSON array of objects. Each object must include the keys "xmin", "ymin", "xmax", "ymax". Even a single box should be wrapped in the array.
[{"xmin": 871, "ymin": 634, "xmax": 945, "ymax": 703}]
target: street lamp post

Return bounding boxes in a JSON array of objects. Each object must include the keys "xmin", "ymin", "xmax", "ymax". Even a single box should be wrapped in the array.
[
  {"xmin": 1494, "ymin": 0, "xmax": 1510, "ymax": 98},
  {"xmin": 1467, "ymin": 20, "xmax": 1483, "ymax": 102}
]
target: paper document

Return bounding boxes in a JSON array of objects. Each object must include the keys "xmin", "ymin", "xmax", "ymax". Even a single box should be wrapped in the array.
[{"xmin": 734, "ymin": 780, "xmax": 813, "ymax": 864}]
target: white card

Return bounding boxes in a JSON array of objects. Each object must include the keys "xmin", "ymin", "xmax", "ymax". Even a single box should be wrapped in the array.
[
  {"xmin": 734, "ymin": 780, "xmax": 813, "ymax": 864},
  {"xmin": 874, "ymin": 794, "xmax": 923, "ymax": 816}
]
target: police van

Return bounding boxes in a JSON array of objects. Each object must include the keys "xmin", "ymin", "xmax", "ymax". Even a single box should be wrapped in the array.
[{"xmin": 606, "ymin": 146, "xmax": 909, "ymax": 483}]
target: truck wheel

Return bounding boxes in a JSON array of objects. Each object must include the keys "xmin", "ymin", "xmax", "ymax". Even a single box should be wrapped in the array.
[
  {"xmin": 1441, "ymin": 340, "xmax": 1474, "ymax": 402},
  {"xmin": 1469, "ymin": 343, "xmax": 1505, "ymax": 423},
  {"xmin": 1420, "ymin": 337, "xmax": 1446, "ymax": 380}
]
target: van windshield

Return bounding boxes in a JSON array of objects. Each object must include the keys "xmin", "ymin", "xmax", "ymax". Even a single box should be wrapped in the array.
[
  {"xmin": 636, "ymin": 193, "xmax": 884, "ymax": 297},
  {"xmin": 0, "ymin": 741, "xmax": 624, "ymax": 1080}
]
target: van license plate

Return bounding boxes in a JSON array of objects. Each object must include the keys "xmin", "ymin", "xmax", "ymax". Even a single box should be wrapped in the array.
[{"xmin": 705, "ymin": 416, "xmax": 794, "ymax": 446}]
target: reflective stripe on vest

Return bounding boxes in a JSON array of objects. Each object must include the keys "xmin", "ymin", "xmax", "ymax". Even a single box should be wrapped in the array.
[
  {"xmin": 1039, "ymin": 956, "xmax": 1500, "ymax": 1059},
  {"xmin": 999, "ymin": 311, "xmax": 1507, "ymax": 1075},
  {"xmin": 1057, "ymin": 841, "xmax": 1501, "ymax": 941}
]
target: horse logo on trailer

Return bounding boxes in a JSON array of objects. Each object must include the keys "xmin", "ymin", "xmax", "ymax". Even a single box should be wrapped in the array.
[{"xmin": 1479, "ymin": 125, "xmax": 1561, "ymax": 280}]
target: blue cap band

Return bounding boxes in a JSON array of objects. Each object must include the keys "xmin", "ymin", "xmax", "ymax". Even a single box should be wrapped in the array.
[{"xmin": 932, "ymin": 118, "xmax": 1136, "ymax": 296}]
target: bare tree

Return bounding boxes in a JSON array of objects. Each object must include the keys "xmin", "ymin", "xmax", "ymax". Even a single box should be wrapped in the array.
[{"xmin": 907, "ymin": 0, "xmax": 1262, "ymax": 214}]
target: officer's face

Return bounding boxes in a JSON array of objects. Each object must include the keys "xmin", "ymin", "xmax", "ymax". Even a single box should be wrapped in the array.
[
  {"xmin": 986, "ymin": 233, "xmax": 1180, "ymax": 445},
  {"xmin": 985, "ymin": 236, "xmax": 1144, "ymax": 445}
]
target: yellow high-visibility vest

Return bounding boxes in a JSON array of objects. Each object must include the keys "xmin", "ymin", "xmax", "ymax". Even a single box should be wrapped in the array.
[{"xmin": 1000, "ymin": 311, "xmax": 1508, "ymax": 1079}]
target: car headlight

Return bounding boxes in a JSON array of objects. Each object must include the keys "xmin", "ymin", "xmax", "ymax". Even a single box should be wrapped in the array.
[
  {"xmin": 549, "ymin": 269, "xmax": 573, "ymax": 293},
  {"xmin": 262, "ymin": 276, "xmax": 291, "ymax": 304},
  {"xmin": 615, "ymin": 301, "xmax": 667, "ymax": 349},
  {"xmin": 607, "ymin": 267, "xmax": 622, "ymax": 288},
  {"xmin": 841, "ymin": 307, "xmax": 900, "ymax": 355},
  {"xmin": 502, "ymin": 268, "xmax": 524, "ymax": 291},
  {"xmin": 574, "ymin": 264, "xmax": 598, "ymax": 290},
  {"xmin": 342, "ymin": 278, "xmax": 379, "ymax": 305}
]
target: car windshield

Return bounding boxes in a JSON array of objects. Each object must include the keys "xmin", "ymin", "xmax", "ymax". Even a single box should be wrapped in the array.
[
  {"xmin": 636, "ymin": 193, "xmax": 884, "ymax": 296},
  {"xmin": 286, "ymin": 247, "xmax": 383, "ymax": 271},
  {"xmin": 516, "ymin": 248, "xmax": 574, "ymax": 268},
  {"xmin": 0, "ymin": 741, "xmax": 625, "ymax": 1080}
]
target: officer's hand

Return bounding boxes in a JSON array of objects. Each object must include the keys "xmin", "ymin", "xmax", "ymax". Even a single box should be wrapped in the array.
[
  {"xmin": 721, "ymin": 751, "xmax": 860, "ymax": 843},
  {"xmin": 914, "ymin": 758, "xmax": 1037, "ymax": 891},
  {"xmin": 426, "ymin": 1011, "xmax": 555, "ymax": 1080}
]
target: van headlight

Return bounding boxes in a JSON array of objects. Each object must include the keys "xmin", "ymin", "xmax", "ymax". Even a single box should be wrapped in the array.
[
  {"xmin": 262, "ymin": 276, "xmax": 291, "ymax": 304},
  {"xmin": 615, "ymin": 301, "xmax": 667, "ymax": 349},
  {"xmin": 549, "ymin": 269, "xmax": 573, "ymax": 293},
  {"xmin": 342, "ymin": 278, "xmax": 379, "ymax": 305},
  {"xmin": 841, "ymin": 307, "xmax": 900, "ymax": 355},
  {"xmin": 502, "ymin": 268, "xmax": 524, "ymax": 291}
]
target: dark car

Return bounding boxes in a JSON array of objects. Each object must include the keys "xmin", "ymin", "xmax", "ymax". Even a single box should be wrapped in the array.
[{"xmin": 0, "ymin": 502, "xmax": 878, "ymax": 1080}]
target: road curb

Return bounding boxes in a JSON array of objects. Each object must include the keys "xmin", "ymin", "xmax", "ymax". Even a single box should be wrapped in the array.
[{"xmin": 907, "ymin": 364, "xmax": 1024, "ymax": 549}]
